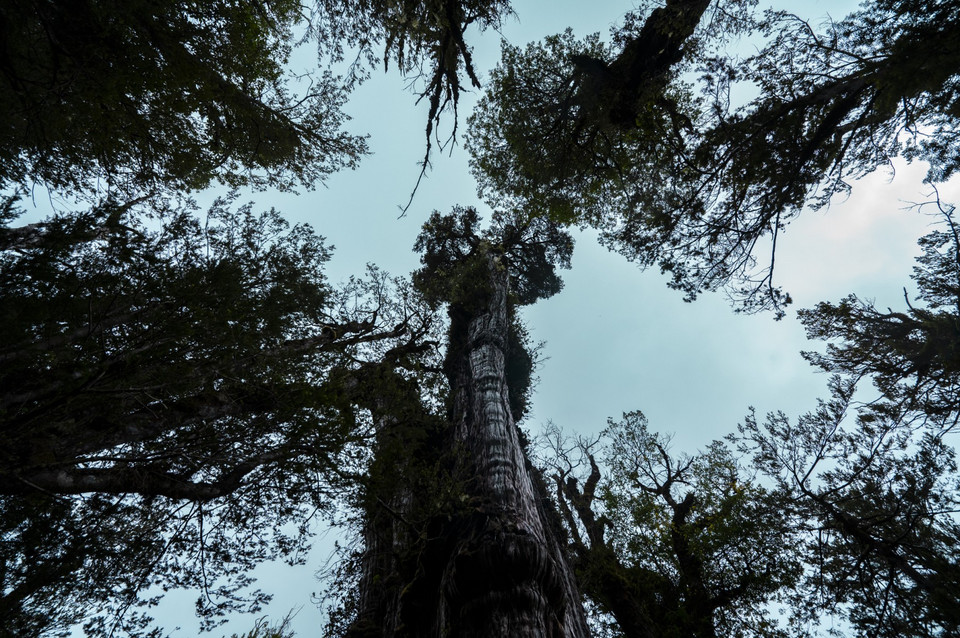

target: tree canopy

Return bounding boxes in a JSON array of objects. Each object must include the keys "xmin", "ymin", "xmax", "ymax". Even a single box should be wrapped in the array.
[
  {"xmin": 5, "ymin": 0, "xmax": 960, "ymax": 636},
  {"xmin": 309, "ymin": 0, "xmax": 513, "ymax": 165},
  {"xmin": 0, "ymin": 193, "xmax": 443, "ymax": 635},
  {"xmin": 540, "ymin": 414, "xmax": 800, "ymax": 638},
  {"xmin": 0, "ymin": 0, "xmax": 505, "ymax": 632},
  {"xmin": 532, "ymin": 205, "xmax": 960, "ymax": 638},
  {"xmin": 0, "ymin": 0, "xmax": 364, "ymax": 195},
  {"xmin": 799, "ymin": 197, "xmax": 960, "ymax": 425},
  {"xmin": 468, "ymin": 0, "xmax": 960, "ymax": 316},
  {"xmin": 0, "ymin": 0, "xmax": 514, "ymax": 196}
]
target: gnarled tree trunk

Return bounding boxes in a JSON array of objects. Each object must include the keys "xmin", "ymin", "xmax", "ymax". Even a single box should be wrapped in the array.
[
  {"xmin": 442, "ymin": 252, "xmax": 589, "ymax": 638},
  {"xmin": 348, "ymin": 250, "xmax": 590, "ymax": 638}
]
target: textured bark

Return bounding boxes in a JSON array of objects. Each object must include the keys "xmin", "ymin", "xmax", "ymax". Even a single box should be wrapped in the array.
[
  {"xmin": 350, "ymin": 414, "xmax": 410, "ymax": 638},
  {"xmin": 349, "ymin": 251, "xmax": 590, "ymax": 638},
  {"xmin": 441, "ymin": 253, "xmax": 589, "ymax": 638},
  {"xmin": 342, "ymin": 366, "xmax": 435, "ymax": 638}
]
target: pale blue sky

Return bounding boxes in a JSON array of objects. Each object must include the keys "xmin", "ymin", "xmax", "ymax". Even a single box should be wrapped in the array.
[{"xmin": 52, "ymin": 0, "xmax": 958, "ymax": 635}]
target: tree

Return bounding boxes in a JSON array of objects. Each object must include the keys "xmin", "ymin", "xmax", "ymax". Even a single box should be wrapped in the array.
[
  {"xmin": 535, "ymin": 382, "xmax": 960, "ymax": 638},
  {"xmin": 328, "ymin": 206, "xmax": 590, "ymax": 637},
  {"xmin": 0, "ymin": 0, "xmax": 514, "ymax": 197},
  {"xmin": 468, "ymin": 0, "xmax": 960, "ymax": 315},
  {"xmin": 733, "ymin": 205, "xmax": 960, "ymax": 637},
  {"xmin": 539, "ymin": 414, "xmax": 801, "ymax": 638},
  {"xmin": 1, "ymin": 0, "xmax": 522, "ymax": 631},
  {"xmin": 10, "ymin": 1, "xmax": 960, "ymax": 635},
  {"xmin": 0, "ymin": 0, "xmax": 523, "ymax": 633},
  {"xmin": 0, "ymin": 194, "xmax": 442, "ymax": 636},
  {"xmin": 528, "ymin": 202, "xmax": 960, "ymax": 638},
  {"xmin": 0, "ymin": 0, "xmax": 365, "ymax": 195},
  {"xmin": 798, "ymin": 196, "xmax": 960, "ymax": 427},
  {"xmin": 738, "ymin": 379, "xmax": 960, "ymax": 638}
]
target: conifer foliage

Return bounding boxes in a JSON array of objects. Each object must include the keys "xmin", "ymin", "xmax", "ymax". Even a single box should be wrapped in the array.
[{"xmin": 4, "ymin": 0, "xmax": 960, "ymax": 636}]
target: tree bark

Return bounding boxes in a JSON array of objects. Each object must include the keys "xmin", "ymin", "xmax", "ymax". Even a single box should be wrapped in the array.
[
  {"xmin": 442, "ymin": 252, "xmax": 589, "ymax": 638},
  {"xmin": 349, "ymin": 250, "xmax": 590, "ymax": 637}
]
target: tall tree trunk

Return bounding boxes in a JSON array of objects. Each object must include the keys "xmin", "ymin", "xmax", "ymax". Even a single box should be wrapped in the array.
[
  {"xmin": 348, "ymin": 250, "xmax": 590, "ymax": 638},
  {"xmin": 442, "ymin": 252, "xmax": 589, "ymax": 638},
  {"xmin": 343, "ymin": 366, "xmax": 438, "ymax": 638}
]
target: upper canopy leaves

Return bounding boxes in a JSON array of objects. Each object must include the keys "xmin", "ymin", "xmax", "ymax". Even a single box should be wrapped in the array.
[
  {"xmin": 314, "ymin": 0, "xmax": 513, "ymax": 159},
  {"xmin": 0, "ymin": 0, "xmax": 518, "ymax": 198},
  {"xmin": 799, "ymin": 199, "xmax": 960, "ymax": 426},
  {"xmin": 412, "ymin": 205, "xmax": 573, "ymax": 309},
  {"xmin": 0, "ymin": 0, "xmax": 370, "ymax": 196},
  {"xmin": 0, "ymin": 194, "xmax": 443, "ymax": 635},
  {"xmin": 468, "ymin": 0, "xmax": 960, "ymax": 317}
]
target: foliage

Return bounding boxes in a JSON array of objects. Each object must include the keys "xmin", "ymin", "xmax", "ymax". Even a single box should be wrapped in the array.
[
  {"xmin": 799, "ymin": 199, "xmax": 960, "ymax": 425},
  {"xmin": 0, "ymin": 195, "xmax": 440, "ymax": 636},
  {"xmin": 661, "ymin": 0, "xmax": 960, "ymax": 314},
  {"xmin": 542, "ymin": 387, "xmax": 960, "ymax": 637},
  {"xmin": 504, "ymin": 317, "xmax": 539, "ymax": 423},
  {"xmin": 0, "ymin": 0, "xmax": 520, "ymax": 198},
  {"xmin": 469, "ymin": 0, "xmax": 960, "ymax": 316},
  {"xmin": 466, "ymin": 0, "xmax": 760, "ymax": 300},
  {"xmin": 308, "ymin": 0, "xmax": 513, "ymax": 172},
  {"xmin": 533, "ymin": 199, "xmax": 960, "ymax": 637},
  {"xmin": 732, "ymin": 206, "xmax": 960, "ymax": 636},
  {"xmin": 412, "ymin": 206, "xmax": 573, "ymax": 310},
  {"xmin": 737, "ymin": 378, "xmax": 960, "ymax": 638},
  {"xmin": 412, "ymin": 206, "xmax": 570, "ymax": 425},
  {"xmin": 539, "ymin": 414, "xmax": 800, "ymax": 638},
  {"xmin": 467, "ymin": 30, "xmax": 627, "ymax": 226},
  {"xmin": 0, "ymin": 0, "xmax": 367, "ymax": 196}
]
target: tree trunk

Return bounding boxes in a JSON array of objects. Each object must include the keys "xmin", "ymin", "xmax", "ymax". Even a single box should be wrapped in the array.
[
  {"xmin": 348, "ymin": 250, "xmax": 590, "ymax": 638},
  {"xmin": 442, "ymin": 252, "xmax": 589, "ymax": 638}
]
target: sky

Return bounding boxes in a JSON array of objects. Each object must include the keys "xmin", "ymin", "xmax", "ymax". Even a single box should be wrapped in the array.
[{"xmin": 51, "ymin": 0, "xmax": 960, "ymax": 635}]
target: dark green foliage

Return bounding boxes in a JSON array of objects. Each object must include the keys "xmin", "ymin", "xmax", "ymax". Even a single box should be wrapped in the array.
[
  {"xmin": 494, "ymin": 210, "xmax": 574, "ymax": 306},
  {"xmin": 738, "ymin": 378, "xmax": 960, "ymax": 638},
  {"xmin": 0, "ymin": 0, "xmax": 518, "ymax": 197},
  {"xmin": 465, "ymin": 1, "xmax": 765, "ymax": 311},
  {"xmin": 2, "ymin": 195, "xmax": 335, "ymax": 494},
  {"xmin": 412, "ymin": 206, "xmax": 487, "ymax": 311},
  {"xmin": 0, "ymin": 0, "xmax": 366, "ymax": 195},
  {"xmin": 0, "ymin": 195, "xmax": 437, "ymax": 636},
  {"xmin": 412, "ymin": 206, "xmax": 573, "ymax": 310},
  {"xmin": 467, "ymin": 0, "xmax": 755, "ymax": 225},
  {"xmin": 659, "ymin": 0, "xmax": 960, "ymax": 314},
  {"xmin": 727, "ymin": 207, "xmax": 960, "ymax": 636},
  {"xmin": 309, "ymin": 0, "xmax": 513, "ymax": 165},
  {"xmin": 543, "ymin": 387, "xmax": 960, "ymax": 637},
  {"xmin": 505, "ymin": 318, "xmax": 537, "ymax": 423},
  {"xmin": 541, "ymin": 414, "xmax": 800, "ymax": 638},
  {"xmin": 469, "ymin": 0, "xmax": 960, "ymax": 316},
  {"xmin": 799, "ymin": 201, "xmax": 960, "ymax": 422},
  {"xmin": 468, "ymin": 30, "xmax": 625, "ymax": 226}
]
